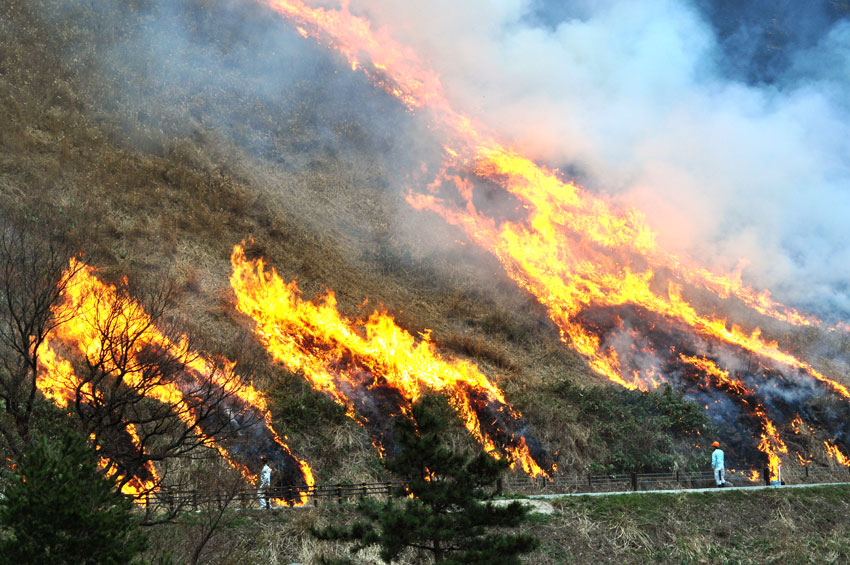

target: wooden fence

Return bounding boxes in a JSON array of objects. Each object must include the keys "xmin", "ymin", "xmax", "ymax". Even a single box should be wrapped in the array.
[{"xmin": 136, "ymin": 465, "xmax": 850, "ymax": 510}]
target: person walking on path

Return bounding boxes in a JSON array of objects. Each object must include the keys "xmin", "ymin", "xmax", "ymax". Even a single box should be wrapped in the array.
[
  {"xmin": 711, "ymin": 441, "xmax": 726, "ymax": 487},
  {"xmin": 258, "ymin": 456, "xmax": 272, "ymax": 509}
]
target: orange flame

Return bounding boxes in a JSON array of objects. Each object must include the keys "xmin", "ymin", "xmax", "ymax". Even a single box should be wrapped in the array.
[
  {"xmin": 824, "ymin": 441, "xmax": 850, "ymax": 467},
  {"xmin": 37, "ymin": 336, "xmax": 89, "ymax": 410},
  {"xmin": 43, "ymin": 259, "xmax": 313, "ymax": 503},
  {"xmin": 790, "ymin": 415, "xmax": 810, "ymax": 435},
  {"xmin": 229, "ymin": 243, "xmax": 548, "ymax": 476},
  {"xmin": 409, "ymin": 160, "xmax": 849, "ymax": 400},
  {"xmin": 753, "ymin": 404, "xmax": 788, "ymax": 482},
  {"xmin": 260, "ymin": 0, "xmax": 819, "ymax": 330},
  {"xmin": 258, "ymin": 0, "xmax": 850, "ymax": 394},
  {"xmin": 37, "ymin": 336, "xmax": 160, "ymax": 496},
  {"xmin": 679, "ymin": 354, "xmax": 751, "ymax": 397},
  {"xmin": 94, "ymin": 425, "xmax": 161, "ymax": 497},
  {"xmin": 256, "ymin": 0, "xmax": 850, "ymax": 477},
  {"xmin": 679, "ymin": 355, "xmax": 786, "ymax": 481}
]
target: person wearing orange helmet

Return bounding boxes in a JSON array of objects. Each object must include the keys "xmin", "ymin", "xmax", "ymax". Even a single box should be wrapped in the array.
[{"xmin": 711, "ymin": 441, "xmax": 725, "ymax": 487}]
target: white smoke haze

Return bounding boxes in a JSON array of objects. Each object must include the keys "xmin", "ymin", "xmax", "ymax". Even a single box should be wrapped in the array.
[
  {"xmin": 342, "ymin": 0, "xmax": 850, "ymax": 319},
  {"xmin": 37, "ymin": 0, "xmax": 449, "ymax": 282},
  {"xmin": 32, "ymin": 0, "xmax": 850, "ymax": 319},
  {"xmin": 19, "ymin": 0, "xmax": 850, "ymax": 474}
]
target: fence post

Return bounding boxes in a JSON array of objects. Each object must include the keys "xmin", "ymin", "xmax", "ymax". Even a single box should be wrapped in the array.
[
  {"xmin": 336, "ymin": 483, "xmax": 343, "ymax": 505},
  {"xmin": 631, "ymin": 472, "xmax": 638, "ymax": 491},
  {"xmin": 361, "ymin": 483, "xmax": 368, "ymax": 499},
  {"xmin": 497, "ymin": 478, "xmax": 503, "ymax": 496},
  {"xmin": 386, "ymin": 482, "xmax": 393, "ymax": 498},
  {"xmin": 676, "ymin": 470, "xmax": 680, "ymax": 483},
  {"xmin": 587, "ymin": 474, "xmax": 592, "ymax": 487}
]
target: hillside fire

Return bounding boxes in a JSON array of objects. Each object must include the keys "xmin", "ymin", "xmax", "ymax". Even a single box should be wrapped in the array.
[
  {"xmin": 230, "ymin": 243, "xmax": 553, "ymax": 477},
  {"xmin": 38, "ymin": 260, "xmax": 314, "ymax": 505},
  {"xmin": 257, "ymin": 0, "xmax": 850, "ymax": 482},
  {"xmin": 37, "ymin": 338, "xmax": 161, "ymax": 497}
]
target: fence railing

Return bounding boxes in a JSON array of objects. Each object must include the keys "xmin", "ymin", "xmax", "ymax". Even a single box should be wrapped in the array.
[
  {"xmin": 136, "ymin": 465, "xmax": 850, "ymax": 510},
  {"xmin": 141, "ymin": 481, "xmax": 405, "ymax": 510},
  {"xmin": 500, "ymin": 465, "xmax": 850, "ymax": 496}
]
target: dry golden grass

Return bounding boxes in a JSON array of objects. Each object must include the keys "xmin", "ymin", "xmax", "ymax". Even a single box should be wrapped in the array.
[
  {"xmin": 1, "ymin": 0, "xmax": 611, "ymax": 482},
  {"xmin": 7, "ymin": 2, "xmax": 850, "ymax": 562}
]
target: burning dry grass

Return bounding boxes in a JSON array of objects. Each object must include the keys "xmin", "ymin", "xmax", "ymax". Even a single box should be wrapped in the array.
[
  {"xmin": 5, "ymin": 0, "xmax": 559, "ymax": 477},
  {"xmin": 7, "ymin": 0, "xmax": 850, "ymax": 533},
  {"xmin": 0, "ymin": 0, "xmax": 718, "ymax": 487}
]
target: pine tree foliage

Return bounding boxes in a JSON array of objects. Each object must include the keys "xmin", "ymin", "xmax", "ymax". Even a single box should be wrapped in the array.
[
  {"xmin": 0, "ymin": 428, "xmax": 148, "ymax": 564},
  {"xmin": 314, "ymin": 394, "xmax": 539, "ymax": 564}
]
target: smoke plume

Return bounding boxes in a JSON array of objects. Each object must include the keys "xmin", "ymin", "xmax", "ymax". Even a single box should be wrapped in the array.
[{"xmin": 342, "ymin": 0, "xmax": 850, "ymax": 319}]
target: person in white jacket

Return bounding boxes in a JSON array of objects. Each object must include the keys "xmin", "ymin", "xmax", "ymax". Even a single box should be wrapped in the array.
[
  {"xmin": 711, "ymin": 441, "xmax": 725, "ymax": 487},
  {"xmin": 258, "ymin": 456, "xmax": 272, "ymax": 509}
]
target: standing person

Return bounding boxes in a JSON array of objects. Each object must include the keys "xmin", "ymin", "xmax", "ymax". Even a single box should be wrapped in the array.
[
  {"xmin": 711, "ymin": 441, "xmax": 725, "ymax": 487},
  {"xmin": 258, "ymin": 456, "xmax": 272, "ymax": 509}
]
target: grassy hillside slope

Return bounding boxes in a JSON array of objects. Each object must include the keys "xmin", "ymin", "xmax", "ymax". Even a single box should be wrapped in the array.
[
  {"xmin": 5, "ymin": 1, "xmax": 850, "ymax": 563},
  {"xmin": 8, "ymin": 0, "xmax": 849, "ymax": 480},
  {"xmin": 4, "ymin": 0, "xmax": 712, "ymax": 479}
]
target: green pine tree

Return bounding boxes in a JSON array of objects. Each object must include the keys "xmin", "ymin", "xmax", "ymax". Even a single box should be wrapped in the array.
[
  {"xmin": 315, "ymin": 394, "xmax": 539, "ymax": 564},
  {"xmin": 0, "ymin": 428, "xmax": 148, "ymax": 565}
]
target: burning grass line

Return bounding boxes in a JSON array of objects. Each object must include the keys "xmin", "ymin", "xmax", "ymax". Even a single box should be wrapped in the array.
[
  {"xmin": 38, "ymin": 337, "xmax": 160, "ymax": 497},
  {"xmin": 679, "ymin": 355, "xmax": 788, "ymax": 481},
  {"xmin": 259, "ymin": 0, "xmax": 818, "ymax": 332},
  {"xmin": 229, "ymin": 243, "xmax": 551, "ymax": 477},
  {"xmin": 255, "ymin": 0, "xmax": 849, "ymax": 480},
  {"xmin": 823, "ymin": 441, "xmax": 850, "ymax": 467},
  {"xmin": 411, "ymin": 177, "xmax": 850, "ymax": 401},
  {"xmin": 43, "ymin": 259, "xmax": 314, "ymax": 505}
]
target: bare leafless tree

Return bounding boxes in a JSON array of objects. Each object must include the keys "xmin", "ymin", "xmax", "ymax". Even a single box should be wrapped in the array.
[
  {"xmin": 51, "ymin": 277, "xmax": 263, "ymax": 522},
  {"xmin": 182, "ymin": 455, "xmax": 250, "ymax": 565},
  {"xmin": 0, "ymin": 212, "xmax": 84, "ymax": 456},
  {"xmin": 0, "ymin": 206, "xmax": 284, "ymax": 526}
]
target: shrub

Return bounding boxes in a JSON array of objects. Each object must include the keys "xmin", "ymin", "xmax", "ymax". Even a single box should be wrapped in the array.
[
  {"xmin": 555, "ymin": 381, "xmax": 713, "ymax": 473},
  {"xmin": 313, "ymin": 394, "xmax": 539, "ymax": 564},
  {"xmin": 0, "ymin": 428, "xmax": 148, "ymax": 565}
]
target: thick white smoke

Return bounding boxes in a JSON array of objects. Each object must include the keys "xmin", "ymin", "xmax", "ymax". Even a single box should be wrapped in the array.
[{"xmin": 341, "ymin": 0, "xmax": 850, "ymax": 318}]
